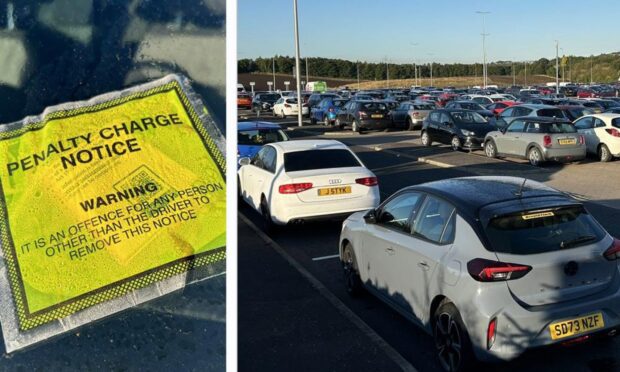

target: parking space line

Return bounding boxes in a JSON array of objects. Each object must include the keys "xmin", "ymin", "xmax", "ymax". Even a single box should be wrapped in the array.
[
  {"xmin": 240, "ymin": 213, "xmax": 418, "ymax": 372},
  {"xmin": 311, "ymin": 254, "xmax": 340, "ymax": 261}
]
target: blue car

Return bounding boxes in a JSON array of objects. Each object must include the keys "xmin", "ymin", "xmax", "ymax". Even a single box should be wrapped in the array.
[
  {"xmin": 310, "ymin": 98, "xmax": 349, "ymax": 126},
  {"xmin": 237, "ymin": 121, "xmax": 289, "ymax": 167}
]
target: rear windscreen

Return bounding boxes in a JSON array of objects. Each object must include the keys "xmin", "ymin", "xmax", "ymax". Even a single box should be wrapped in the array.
[
  {"xmin": 361, "ymin": 102, "xmax": 387, "ymax": 111},
  {"xmin": 484, "ymin": 206, "xmax": 606, "ymax": 254},
  {"xmin": 284, "ymin": 149, "xmax": 361, "ymax": 172},
  {"xmin": 238, "ymin": 129, "xmax": 288, "ymax": 145},
  {"xmin": 537, "ymin": 109, "xmax": 565, "ymax": 118},
  {"xmin": 527, "ymin": 122, "xmax": 577, "ymax": 133}
]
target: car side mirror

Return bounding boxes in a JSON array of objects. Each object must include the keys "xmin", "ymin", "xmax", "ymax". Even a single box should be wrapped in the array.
[
  {"xmin": 442, "ymin": 121, "xmax": 452, "ymax": 127},
  {"xmin": 238, "ymin": 157, "xmax": 251, "ymax": 167},
  {"xmin": 363, "ymin": 209, "xmax": 377, "ymax": 224}
]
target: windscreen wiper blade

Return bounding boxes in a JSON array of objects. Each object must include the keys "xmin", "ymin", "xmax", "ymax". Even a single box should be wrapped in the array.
[{"xmin": 560, "ymin": 235, "xmax": 597, "ymax": 249}]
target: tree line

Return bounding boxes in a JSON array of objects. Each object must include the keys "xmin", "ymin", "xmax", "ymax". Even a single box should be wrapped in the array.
[{"xmin": 239, "ymin": 53, "xmax": 620, "ymax": 83}]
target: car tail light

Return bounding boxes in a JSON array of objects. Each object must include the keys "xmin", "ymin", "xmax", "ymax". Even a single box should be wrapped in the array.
[
  {"xmin": 358, "ymin": 111, "xmax": 368, "ymax": 118},
  {"xmin": 278, "ymin": 183, "xmax": 313, "ymax": 194},
  {"xmin": 579, "ymin": 135, "xmax": 585, "ymax": 145},
  {"xmin": 285, "ymin": 104, "xmax": 291, "ymax": 108},
  {"xmin": 561, "ymin": 335, "xmax": 590, "ymax": 347},
  {"xmin": 413, "ymin": 112, "xmax": 420, "ymax": 116},
  {"xmin": 467, "ymin": 258, "xmax": 532, "ymax": 281},
  {"xmin": 487, "ymin": 318, "xmax": 497, "ymax": 349},
  {"xmin": 605, "ymin": 128, "xmax": 620, "ymax": 137},
  {"xmin": 355, "ymin": 177, "xmax": 378, "ymax": 186},
  {"xmin": 543, "ymin": 135, "xmax": 552, "ymax": 148},
  {"xmin": 603, "ymin": 238, "xmax": 620, "ymax": 260}
]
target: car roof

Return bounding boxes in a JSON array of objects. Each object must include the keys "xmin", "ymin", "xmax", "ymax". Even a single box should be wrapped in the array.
[
  {"xmin": 404, "ymin": 176, "xmax": 564, "ymax": 215},
  {"xmin": 517, "ymin": 103, "xmax": 558, "ymax": 109},
  {"xmin": 270, "ymin": 139, "xmax": 347, "ymax": 153},
  {"xmin": 585, "ymin": 112, "xmax": 620, "ymax": 120},
  {"xmin": 509, "ymin": 116, "xmax": 571, "ymax": 123},
  {"xmin": 238, "ymin": 121, "xmax": 283, "ymax": 131}
]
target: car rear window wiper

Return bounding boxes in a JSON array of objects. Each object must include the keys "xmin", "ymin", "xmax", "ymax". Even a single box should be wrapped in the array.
[{"xmin": 560, "ymin": 235, "xmax": 597, "ymax": 249}]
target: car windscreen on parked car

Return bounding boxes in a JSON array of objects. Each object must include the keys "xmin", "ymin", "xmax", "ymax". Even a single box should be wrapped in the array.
[
  {"xmin": 460, "ymin": 102, "xmax": 484, "ymax": 110},
  {"xmin": 284, "ymin": 149, "xmax": 361, "ymax": 172},
  {"xmin": 238, "ymin": 129, "xmax": 288, "ymax": 145},
  {"xmin": 450, "ymin": 111, "xmax": 487, "ymax": 123},
  {"xmin": 262, "ymin": 94, "xmax": 281, "ymax": 101},
  {"xmin": 414, "ymin": 104, "xmax": 434, "ymax": 110},
  {"xmin": 537, "ymin": 108, "xmax": 566, "ymax": 118},
  {"xmin": 361, "ymin": 102, "xmax": 387, "ymax": 111},
  {"xmin": 484, "ymin": 206, "xmax": 606, "ymax": 254}
]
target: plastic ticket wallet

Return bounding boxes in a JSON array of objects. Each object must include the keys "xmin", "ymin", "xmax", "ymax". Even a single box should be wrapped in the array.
[{"xmin": 0, "ymin": 74, "xmax": 225, "ymax": 352}]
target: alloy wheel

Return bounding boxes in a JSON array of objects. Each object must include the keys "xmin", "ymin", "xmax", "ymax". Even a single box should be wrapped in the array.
[{"xmin": 434, "ymin": 312, "xmax": 463, "ymax": 372}]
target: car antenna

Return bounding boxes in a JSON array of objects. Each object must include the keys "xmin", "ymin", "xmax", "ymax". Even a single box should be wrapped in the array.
[{"xmin": 515, "ymin": 178, "xmax": 527, "ymax": 198}]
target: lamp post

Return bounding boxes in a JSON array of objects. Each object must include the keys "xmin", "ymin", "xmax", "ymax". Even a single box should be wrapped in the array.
[
  {"xmin": 293, "ymin": 0, "xmax": 302, "ymax": 127},
  {"xmin": 476, "ymin": 11, "xmax": 491, "ymax": 89},
  {"xmin": 555, "ymin": 40, "xmax": 559, "ymax": 94},
  {"xmin": 427, "ymin": 53, "xmax": 434, "ymax": 87},
  {"xmin": 410, "ymin": 42, "xmax": 419, "ymax": 87}
]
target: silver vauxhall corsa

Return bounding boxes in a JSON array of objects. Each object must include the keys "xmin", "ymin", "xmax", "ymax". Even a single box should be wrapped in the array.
[{"xmin": 339, "ymin": 176, "xmax": 620, "ymax": 371}]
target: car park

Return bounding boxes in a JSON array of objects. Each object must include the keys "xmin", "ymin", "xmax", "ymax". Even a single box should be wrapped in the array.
[
  {"xmin": 310, "ymin": 98, "xmax": 349, "ymax": 126},
  {"xmin": 389, "ymin": 101, "xmax": 435, "ymax": 130},
  {"xmin": 252, "ymin": 92, "xmax": 282, "ymax": 112},
  {"xmin": 484, "ymin": 117, "xmax": 585, "ymax": 166},
  {"xmin": 335, "ymin": 100, "xmax": 391, "ymax": 132},
  {"xmin": 237, "ymin": 121, "xmax": 289, "ymax": 165},
  {"xmin": 574, "ymin": 113, "xmax": 620, "ymax": 161},
  {"xmin": 421, "ymin": 109, "xmax": 496, "ymax": 151},
  {"xmin": 339, "ymin": 175, "xmax": 620, "ymax": 371},
  {"xmin": 238, "ymin": 140, "xmax": 380, "ymax": 228},
  {"xmin": 272, "ymin": 97, "xmax": 308, "ymax": 118}
]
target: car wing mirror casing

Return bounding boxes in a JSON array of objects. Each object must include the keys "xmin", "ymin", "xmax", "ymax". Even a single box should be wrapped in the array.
[
  {"xmin": 238, "ymin": 157, "xmax": 251, "ymax": 167},
  {"xmin": 363, "ymin": 209, "xmax": 378, "ymax": 224}
]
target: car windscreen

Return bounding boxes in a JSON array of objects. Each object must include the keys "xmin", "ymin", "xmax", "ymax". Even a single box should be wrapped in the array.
[
  {"xmin": 450, "ymin": 111, "xmax": 487, "ymax": 123},
  {"xmin": 460, "ymin": 103, "xmax": 484, "ymax": 110},
  {"xmin": 238, "ymin": 129, "xmax": 288, "ymax": 145},
  {"xmin": 284, "ymin": 149, "xmax": 361, "ymax": 172},
  {"xmin": 414, "ymin": 104, "xmax": 434, "ymax": 110},
  {"xmin": 261, "ymin": 94, "xmax": 280, "ymax": 100},
  {"xmin": 537, "ymin": 108, "xmax": 565, "ymax": 118},
  {"xmin": 484, "ymin": 205, "xmax": 606, "ymax": 254},
  {"xmin": 360, "ymin": 102, "xmax": 387, "ymax": 111},
  {"xmin": 527, "ymin": 122, "xmax": 577, "ymax": 133},
  {"xmin": 612, "ymin": 118, "xmax": 620, "ymax": 129},
  {"xmin": 285, "ymin": 98, "xmax": 299, "ymax": 104}
]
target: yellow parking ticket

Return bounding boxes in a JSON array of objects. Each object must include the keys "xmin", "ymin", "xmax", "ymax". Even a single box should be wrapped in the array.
[{"xmin": 0, "ymin": 76, "xmax": 225, "ymax": 331}]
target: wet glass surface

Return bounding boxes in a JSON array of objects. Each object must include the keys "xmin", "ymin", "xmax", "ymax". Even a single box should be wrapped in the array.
[{"xmin": 0, "ymin": 0, "xmax": 225, "ymax": 369}]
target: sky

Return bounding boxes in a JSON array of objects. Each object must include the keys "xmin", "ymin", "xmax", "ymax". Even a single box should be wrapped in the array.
[{"xmin": 238, "ymin": 0, "xmax": 620, "ymax": 64}]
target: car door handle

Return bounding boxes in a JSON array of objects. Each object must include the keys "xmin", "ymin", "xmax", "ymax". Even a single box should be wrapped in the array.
[
  {"xmin": 417, "ymin": 261, "xmax": 430, "ymax": 270},
  {"xmin": 385, "ymin": 247, "xmax": 395, "ymax": 255}
]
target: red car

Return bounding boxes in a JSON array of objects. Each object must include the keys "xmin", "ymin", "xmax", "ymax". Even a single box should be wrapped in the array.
[
  {"xmin": 486, "ymin": 100, "xmax": 519, "ymax": 117},
  {"xmin": 537, "ymin": 86, "xmax": 554, "ymax": 95},
  {"xmin": 437, "ymin": 93, "xmax": 458, "ymax": 107},
  {"xmin": 577, "ymin": 88, "xmax": 615, "ymax": 98},
  {"xmin": 237, "ymin": 93, "xmax": 253, "ymax": 109}
]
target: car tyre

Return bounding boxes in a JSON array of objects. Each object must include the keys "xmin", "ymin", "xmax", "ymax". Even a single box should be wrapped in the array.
[
  {"xmin": 528, "ymin": 146, "xmax": 543, "ymax": 166},
  {"xmin": 451, "ymin": 136, "xmax": 461, "ymax": 151},
  {"xmin": 484, "ymin": 140, "xmax": 497, "ymax": 158},
  {"xmin": 433, "ymin": 301, "xmax": 476, "ymax": 372},
  {"xmin": 280, "ymin": 110, "xmax": 286, "ymax": 119},
  {"xmin": 352, "ymin": 119, "xmax": 362, "ymax": 133},
  {"xmin": 407, "ymin": 117, "xmax": 416, "ymax": 131},
  {"xmin": 342, "ymin": 243, "xmax": 363, "ymax": 296},
  {"xmin": 599, "ymin": 144, "xmax": 613, "ymax": 162},
  {"xmin": 421, "ymin": 130, "xmax": 432, "ymax": 146},
  {"xmin": 260, "ymin": 196, "xmax": 277, "ymax": 233}
]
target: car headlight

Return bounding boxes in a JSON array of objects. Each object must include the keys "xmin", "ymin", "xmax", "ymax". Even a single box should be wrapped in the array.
[{"xmin": 461, "ymin": 129, "xmax": 475, "ymax": 136}]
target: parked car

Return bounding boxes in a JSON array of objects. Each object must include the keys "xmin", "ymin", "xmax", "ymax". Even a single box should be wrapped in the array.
[
  {"xmin": 573, "ymin": 113, "xmax": 620, "ymax": 161},
  {"xmin": 307, "ymin": 93, "xmax": 341, "ymax": 112},
  {"xmin": 310, "ymin": 98, "xmax": 349, "ymax": 126},
  {"xmin": 272, "ymin": 97, "xmax": 308, "ymax": 118},
  {"xmin": 237, "ymin": 121, "xmax": 289, "ymax": 166},
  {"xmin": 486, "ymin": 100, "xmax": 518, "ymax": 117},
  {"xmin": 444, "ymin": 100, "xmax": 494, "ymax": 120},
  {"xmin": 557, "ymin": 105, "xmax": 593, "ymax": 121},
  {"xmin": 340, "ymin": 175, "xmax": 620, "ymax": 371},
  {"xmin": 496, "ymin": 104, "xmax": 567, "ymax": 128},
  {"xmin": 563, "ymin": 99, "xmax": 604, "ymax": 113},
  {"xmin": 238, "ymin": 140, "xmax": 380, "ymax": 228},
  {"xmin": 389, "ymin": 102, "xmax": 435, "ymax": 130},
  {"xmin": 335, "ymin": 100, "xmax": 391, "ymax": 132},
  {"xmin": 237, "ymin": 93, "xmax": 253, "ymax": 110},
  {"xmin": 484, "ymin": 117, "xmax": 585, "ymax": 166},
  {"xmin": 421, "ymin": 109, "xmax": 496, "ymax": 151},
  {"xmin": 252, "ymin": 92, "xmax": 281, "ymax": 112},
  {"xmin": 588, "ymin": 99, "xmax": 620, "ymax": 111}
]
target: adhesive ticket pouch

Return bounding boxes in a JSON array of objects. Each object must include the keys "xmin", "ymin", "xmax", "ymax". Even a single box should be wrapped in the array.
[{"xmin": 0, "ymin": 74, "xmax": 225, "ymax": 352}]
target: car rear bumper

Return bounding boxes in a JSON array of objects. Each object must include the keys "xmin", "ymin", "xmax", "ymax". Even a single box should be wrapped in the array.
[
  {"xmin": 542, "ymin": 147, "xmax": 586, "ymax": 162},
  {"xmin": 359, "ymin": 119, "xmax": 390, "ymax": 130},
  {"xmin": 270, "ymin": 190, "xmax": 380, "ymax": 225},
  {"xmin": 464, "ymin": 269, "xmax": 620, "ymax": 362}
]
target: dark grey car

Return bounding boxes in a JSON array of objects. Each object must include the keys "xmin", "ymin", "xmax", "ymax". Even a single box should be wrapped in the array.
[{"xmin": 484, "ymin": 117, "xmax": 586, "ymax": 166}]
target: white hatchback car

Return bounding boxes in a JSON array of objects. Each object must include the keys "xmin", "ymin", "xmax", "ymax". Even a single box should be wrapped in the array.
[
  {"xmin": 573, "ymin": 113, "xmax": 620, "ymax": 161},
  {"xmin": 272, "ymin": 97, "xmax": 309, "ymax": 118},
  {"xmin": 238, "ymin": 140, "xmax": 380, "ymax": 228}
]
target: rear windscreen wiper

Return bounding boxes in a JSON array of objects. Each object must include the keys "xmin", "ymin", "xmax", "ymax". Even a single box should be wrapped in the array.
[{"xmin": 560, "ymin": 235, "xmax": 597, "ymax": 249}]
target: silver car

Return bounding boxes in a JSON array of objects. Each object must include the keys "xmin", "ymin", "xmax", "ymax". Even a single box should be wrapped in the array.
[
  {"xmin": 339, "ymin": 176, "xmax": 620, "ymax": 371},
  {"xmin": 484, "ymin": 117, "xmax": 586, "ymax": 166}
]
